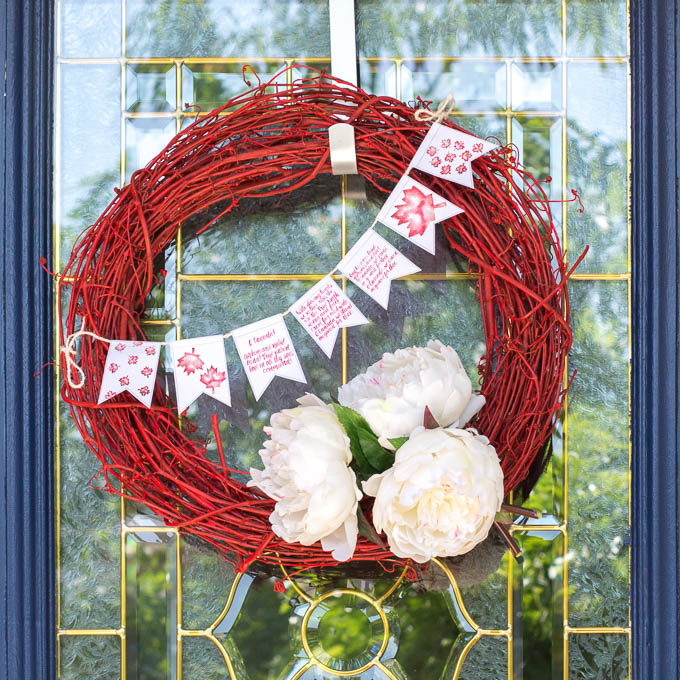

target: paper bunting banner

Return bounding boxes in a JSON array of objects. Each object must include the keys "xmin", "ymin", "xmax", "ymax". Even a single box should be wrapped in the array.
[
  {"xmin": 232, "ymin": 314, "xmax": 306, "ymax": 400},
  {"xmin": 291, "ymin": 276, "xmax": 369, "ymax": 357},
  {"xmin": 411, "ymin": 122, "xmax": 497, "ymax": 188},
  {"xmin": 98, "ymin": 340, "xmax": 161, "ymax": 408},
  {"xmin": 377, "ymin": 175, "xmax": 464, "ymax": 254},
  {"xmin": 337, "ymin": 230, "xmax": 421, "ymax": 309},
  {"xmin": 170, "ymin": 336, "xmax": 231, "ymax": 413}
]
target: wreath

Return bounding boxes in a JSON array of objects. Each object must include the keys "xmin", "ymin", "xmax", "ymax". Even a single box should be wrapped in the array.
[{"xmin": 59, "ymin": 66, "xmax": 580, "ymax": 573}]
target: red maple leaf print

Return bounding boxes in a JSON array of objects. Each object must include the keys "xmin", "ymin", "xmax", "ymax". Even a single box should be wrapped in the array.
[
  {"xmin": 445, "ymin": 152, "xmax": 456, "ymax": 162},
  {"xmin": 461, "ymin": 150, "xmax": 472, "ymax": 162},
  {"xmin": 456, "ymin": 163, "xmax": 467, "ymax": 174},
  {"xmin": 109, "ymin": 363, "xmax": 119, "ymax": 373},
  {"xmin": 128, "ymin": 355, "xmax": 139, "ymax": 365},
  {"xmin": 119, "ymin": 376, "xmax": 130, "ymax": 386},
  {"xmin": 430, "ymin": 156, "xmax": 441, "ymax": 167},
  {"xmin": 454, "ymin": 140, "xmax": 465, "ymax": 150},
  {"xmin": 133, "ymin": 341, "xmax": 143, "ymax": 346},
  {"xmin": 199, "ymin": 366, "xmax": 226, "ymax": 393},
  {"xmin": 145, "ymin": 347, "xmax": 156, "ymax": 356},
  {"xmin": 440, "ymin": 138, "xmax": 451, "ymax": 149},
  {"xmin": 177, "ymin": 348, "xmax": 204, "ymax": 375},
  {"xmin": 105, "ymin": 390, "xmax": 116, "ymax": 400},
  {"xmin": 114, "ymin": 343, "xmax": 126, "ymax": 352},
  {"xmin": 426, "ymin": 145, "xmax": 437, "ymax": 156},
  {"xmin": 141, "ymin": 366, "xmax": 153, "ymax": 377},
  {"xmin": 472, "ymin": 142, "xmax": 484, "ymax": 153},
  {"xmin": 441, "ymin": 165, "xmax": 452, "ymax": 175},
  {"xmin": 139, "ymin": 386, "xmax": 150, "ymax": 397},
  {"xmin": 391, "ymin": 185, "xmax": 446, "ymax": 237}
]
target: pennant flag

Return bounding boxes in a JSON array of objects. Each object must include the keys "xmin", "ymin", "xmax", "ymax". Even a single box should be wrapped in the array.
[
  {"xmin": 291, "ymin": 276, "xmax": 369, "ymax": 358},
  {"xmin": 338, "ymin": 230, "xmax": 420, "ymax": 309},
  {"xmin": 232, "ymin": 314, "xmax": 306, "ymax": 400},
  {"xmin": 411, "ymin": 122, "xmax": 497, "ymax": 188},
  {"xmin": 377, "ymin": 175, "xmax": 464, "ymax": 254},
  {"xmin": 170, "ymin": 335, "xmax": 231, "ymax": 413},
  {"xmin": 98, "ymin": 339, "xmax": 161, "ymax": 408}
]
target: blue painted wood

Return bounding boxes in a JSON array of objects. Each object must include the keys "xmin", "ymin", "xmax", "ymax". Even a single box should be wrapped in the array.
[
  {"xmin": 0, "ymin": 2, "xmax": 55, "ymax": 680},
  {"xmin": 631, "ymin": 1, "xmax": 680, "ymax": 678}
]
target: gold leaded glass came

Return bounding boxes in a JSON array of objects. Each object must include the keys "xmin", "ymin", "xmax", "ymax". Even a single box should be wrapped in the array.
[{"xmin": 55, "ymin": 1, "xmax": 630, "ymax": 678}]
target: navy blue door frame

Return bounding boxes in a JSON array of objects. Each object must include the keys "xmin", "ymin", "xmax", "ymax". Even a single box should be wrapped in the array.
[{"xmin": 0, "ymin": 2, "xmax": 677, "ymax": 679}]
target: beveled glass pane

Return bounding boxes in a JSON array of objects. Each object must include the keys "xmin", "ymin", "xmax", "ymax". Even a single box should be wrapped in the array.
[
  {"xmin": 125, "ymin": 118, "xmax": 177, "ymax": 182},
  {"xmin": 401, "ymin": 61, "xmax": 506, "ymax": 112},
  {"xmin": 567, "ymin": 282, "xmax": 629, "ymax": 627},
  {"xmin": 59, "ymin": 635, "xmax": 121, "ymax": 680},
  {"xmin": 59, "ymin": 403, "xmax": 120, "ymax": 629},
  {"xmin": 569, "ymin": 634, "xmax": 629, "ymax": 679},
  {"xmin": 566, "ymin": 1, "xmax": 628, "ymax": 58},
  {"xmin": 181, "ymin": 177, "xmax": 343, "ymax": 275},
  {"xmin": 181, "ymin": 637, "xmax": 232, "ymax": 678},
  {"xmin": 356, "ymin": 0, "xmax": 561, "ymax": 58},
  {"xmin": 125, "ymin": 533, "xmax": 177, "ymax": 679},
  {"xmin": 181, "ymin": 62, "xmax": 286, "ymax": 112},
  {"xmin": 458, "ymin": 635, "xmax": 507, "ymax": 680},
  {"xmin": 567, "ymin": 63, "xmax": 628, "ymax": 273},
  {"xmin": 126, "ymin": 0, "xmax": 330, "ymax": 58},
  {"xmin": 126, "ymin": 63, "xmax": 177, "ymax": 112},
  {"xmin": 358, "ymin": 60, "xmax": 398, "ymax": 98},
  {"xmin": 60, "ymin": 0, "xmax": 122, "ymax": 58},
  {"xmin": 511, "ymin": 116, "xmax": 562, "ymax": 192},
  {"xmin": 59, "ymin": 64, "xmax": 121, "ymax": 267},
  {"xmin": 511, "ymin": 62, "xmax": 561, "ymax": 111}
]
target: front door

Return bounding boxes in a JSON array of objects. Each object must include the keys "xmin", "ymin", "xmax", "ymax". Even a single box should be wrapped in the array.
[{"xmin": 53, "ymin": 1, "xmax": 631, "ymax": 678}]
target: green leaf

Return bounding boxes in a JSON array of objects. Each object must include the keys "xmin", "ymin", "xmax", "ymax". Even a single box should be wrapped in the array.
[
  {"xmin": 388, "ymin": 436, "xmax": 409, "ymax": 450},
  {"xmin": 332, "ymin": 403, "xmax": 394, "ymax": 475},
  {"xmin": 356, "ymin": 506, "xmax": 386, "ymax": 549}
]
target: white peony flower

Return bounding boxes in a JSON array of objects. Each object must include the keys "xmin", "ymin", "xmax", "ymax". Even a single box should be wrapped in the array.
[
  {"xmin": 338, "ymin": 340, "xmax": 485, "ymax": 441},
  {"xmin": 248, "ymin": 394, "xmax": 362, "ymax": 561},
  {"xmin": 363, "ymin": 426, "xmax": 504, "ymax": 563}
]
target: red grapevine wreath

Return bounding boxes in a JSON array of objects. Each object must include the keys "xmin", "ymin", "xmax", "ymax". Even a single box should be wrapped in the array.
[{"xmin": 59, "ymin": 66, "xmax": 581, "ymax": 573}]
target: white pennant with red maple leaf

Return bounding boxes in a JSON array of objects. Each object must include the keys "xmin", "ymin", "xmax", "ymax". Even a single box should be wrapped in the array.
[
  {"xmin": 337, "ymin": 229, "xmax": 420, "ymax": 309},
  {"xmin": 170, "ymin": 335, "xmax": 231, "ymax": 413},
  {"xmin": 411, "ymin": 122, "xmax": 497, "ymax": 189},
  {"xmin": 98, "ymin": 340, "xmax": 161, "ymax": 408},
  {"xmin": 291, "ymin": 276, "xmax": 368, "ymax": 358},
  {"xmin": 377, "ymin": 175, "xmax": 464, "ymax": 254},
  {"xmin": 231, "ymin": 314, "xmax": 306, "ymax": 400}
]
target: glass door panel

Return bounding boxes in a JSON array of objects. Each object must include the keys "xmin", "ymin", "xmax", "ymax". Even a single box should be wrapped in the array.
[{"xmin": 55, "ymin": 1, "xmax": 630, "ymax": 678}]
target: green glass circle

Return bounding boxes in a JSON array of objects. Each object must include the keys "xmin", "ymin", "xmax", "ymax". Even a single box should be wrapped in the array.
[{"xmin": 317, "ymin": 600, "xmax": 373, "ymax": 661}]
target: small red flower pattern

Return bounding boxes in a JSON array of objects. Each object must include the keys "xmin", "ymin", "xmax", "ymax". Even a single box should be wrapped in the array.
[
  {"xmin": 426, "ymin": 145, "xmax": 437, "ymax": 157},
  {"xmin": 454, "ymin": 140, "xmax": 465, "ymax": 150},
  {"xmin": 445, "ymin": 152, "xmax": 456, "ymax": 162},
  {"xmin": 441, "ymin": 165, "xmax": 451, "ymax": 175},
  {"xmin": 456, "ymin": 164, "xmax": 467, "ymax": 175},
  {"xmin": 105, "ymin": 390, "xmax": 116, "ymax": 400},
  {"xmin": 119, "ymin": 376, "xmax": 130, "ymax": 386},
  {"xmin": 141, "ymin": 366, "xmax": 153, "ymax": 377},
  {"xmin": 139, "ymin": 386, "xmax": 150, "ymax": 397},
  {"xmin": 178, "ymin": 348, "xmax": 204, "ymax": 375},
  {"xmin": 472, "ymin": 142, "xmax": 484, "ymax": 153},
  {"xmin": 128, "ymin": 355, "xmax": 139, "ymax": 365},
  {"xmin": 109, "ymin": 362, "xmax": 119, "ymax": 373},
  {"xmin": 115, "ymin": 343, "xmax": 126, "ymax": 352},
  {"xmin": 145, "ymin": 347, "xmax": 156, "ymax": 356},
  {"xmin": 461, "ymin": 150, "xmax": 472, "ymax": 162},
  {"xmin": 440, "ymin": 138, "xmax": 451, "ymax": 148},
  {"xmin": 133, "ymin": 341, "xmax": 143, "ymax": 346},
  {"xmin": 430, "ymin": 156, "xmax": 441, "ymax": 167},
  {"xmin": 200, "ymin": 366, "xmax": 227, "ymax": 393}
]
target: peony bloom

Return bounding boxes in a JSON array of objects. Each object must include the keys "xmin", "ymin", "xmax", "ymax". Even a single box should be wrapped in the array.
[
  {"xmin": 337, "ymin": 340, "xmax": 485, "ymax": 441},
  {"xmin": 363, "ymin": 427, "xmax": 504, "ymax": 562},
  {"xmin": 248, "ymin": 394, "xmax": 362, "ymax": 561}
]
